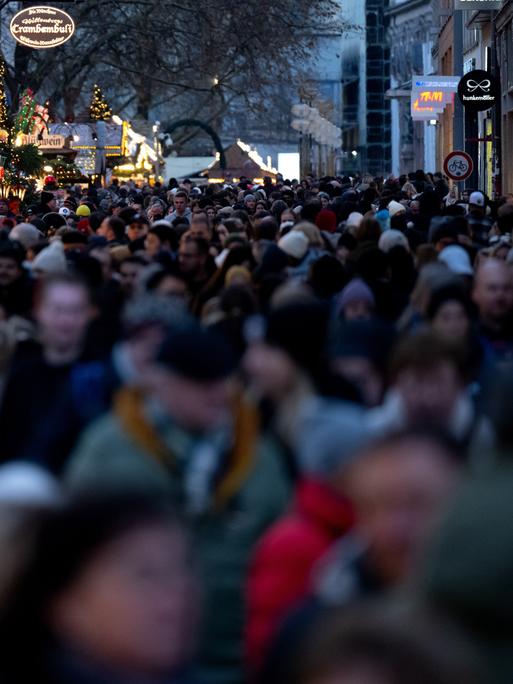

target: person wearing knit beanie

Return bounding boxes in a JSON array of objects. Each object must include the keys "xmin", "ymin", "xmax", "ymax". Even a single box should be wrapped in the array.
[
  {"xmin": 31, "ymin": 240, "xmax": 67, "ymax": 276},
  {"xmin": 388, "ymin": 200, "xmax": 406, "ymax": 218},
  {"xmin": 336, "ymin": 277, "xmax": 376, "ymax": 322},
  {"xmin": 264, "ymin": 300, "xmax": 330, "ymax": 377},
  {"xmin": 36, "ymin": 191, "xmax": 58, "ymax": 218},
  {"xmin": 9, "ymin": 223, "xmax": 44, "ymax": 251},
  {"xmin": 278, "ymin": 231, "xmax": 309, "ymax": 261},
  {"xmin": 315, "ymin": 208, "xmax": 337, "ymax": 233},
  {"xmin": 345, "ymin": 212, "xmax": 364, "ymax": 236},
  {"xmin": 378, "ymin": 229, "xmax": 410, "ymax": 253}
]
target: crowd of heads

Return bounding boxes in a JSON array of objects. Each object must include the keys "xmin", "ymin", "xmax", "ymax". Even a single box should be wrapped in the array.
[{"xmin": 0, "ymin": 169, "xmax": 511, "ymax": 682}]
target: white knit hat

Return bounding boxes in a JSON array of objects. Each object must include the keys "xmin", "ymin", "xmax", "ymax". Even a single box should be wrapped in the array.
[
  {"xmin": 388, "ymin": 200, "xmax": 406, "ymax": 217},
  {"xmin": 378, "ymin": 229, "xmax": 409, "ymax": 253},
  {"xmin": 32, "ymin": 239, "xmax": 67, "ymax": 274},
  {"xmin": 346, "ymin": 212, "xmax": 364, "ymax": 228},
  {"xmin": 278, "ymin": 231, "xmax": 309, "ymax": 260},
  {"xmin": 9, "ymin": 223, "xmax": 43, "ymax": 250},
  {"xmin": 438, "ymin": 245, "xmax": 473, "ymax": 276}
]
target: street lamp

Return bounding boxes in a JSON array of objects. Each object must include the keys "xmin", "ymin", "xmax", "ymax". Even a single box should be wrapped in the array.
[{"xmin": 153, "ymin": 121, "xmax": 162, "ymax": 181}]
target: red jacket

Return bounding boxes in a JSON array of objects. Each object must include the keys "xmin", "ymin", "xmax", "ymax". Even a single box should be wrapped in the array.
[{"xmin": 245, "ymin": 478, "xmax": 355, "ymax": 671}]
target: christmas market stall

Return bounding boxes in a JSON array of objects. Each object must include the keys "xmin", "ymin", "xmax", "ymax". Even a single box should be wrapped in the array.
[{"xmin": 202, "ymin": 140, "xmax": 278, "ymax": 184}]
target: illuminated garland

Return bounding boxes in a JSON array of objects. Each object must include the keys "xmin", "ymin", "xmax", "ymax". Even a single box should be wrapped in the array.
[
  {"xmin": 44, "ymin": 157, "xmax": 82, "ymax": 183},
  {"xmin": 0, "ymin": 58, "xmax": 8, "ymax": 131},
  {"xmin": 89, "ymin": 84, "xmax": 112, "ymax": 121}
]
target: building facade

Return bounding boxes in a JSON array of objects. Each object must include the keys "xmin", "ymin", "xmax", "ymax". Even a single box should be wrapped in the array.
[
  {"xmin": 433, "ymin": 1, "xmax": 499, "ymax": 195},
  {"xmin": 496, "ymin": 1, "xmax": 513, "ymax": 194},
  {"xmin": 387, "ymin": 0, "xmax": 436, "ymax": 175},
  {"xmin": 339, "ymin": 0, "xmax": 391, "ymax": 176}
]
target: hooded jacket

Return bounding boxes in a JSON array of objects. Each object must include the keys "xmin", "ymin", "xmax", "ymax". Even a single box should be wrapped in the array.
[{"xmin": 246, "ymin": 479, "xmax": 354, "ymax": 671}]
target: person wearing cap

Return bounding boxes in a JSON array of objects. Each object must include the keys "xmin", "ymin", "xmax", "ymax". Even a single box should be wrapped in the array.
[
  {"xmin": 66, "ymin": 322, "xmax": 291, "ymax": 684},
  {"xmin": 127, "ymin": 214, "xmax": 150, "ymax": 242},
  {"xmin": 467, "ymin": 190, "xmax": 492, "ymax": 245}
]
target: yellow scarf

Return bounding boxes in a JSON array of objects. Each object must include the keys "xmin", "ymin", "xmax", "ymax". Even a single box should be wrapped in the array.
[{"xmin": 114, "ymin": 388, "xmax": 260, "ymax": 510}]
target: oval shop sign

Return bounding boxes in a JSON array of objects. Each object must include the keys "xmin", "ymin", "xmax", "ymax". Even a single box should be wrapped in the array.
[{"xmin": 10, "ymin": 6, "xmax": 75, "ymax": 49}]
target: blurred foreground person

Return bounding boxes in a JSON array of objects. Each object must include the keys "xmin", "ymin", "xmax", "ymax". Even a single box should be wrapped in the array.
[
  {"xmin": 260, "ymin": 432, "xmax": 460, "ymax": 683},
  {"xmin": 246, "ymin": 411, "xmax": 368, "ymax": 672},
  {"xmin": 22, "ymin": 294, "xmax": 190, "ymax": 473},
  {"xmin": 422, "ymin": 368, "xmax": 513, "ymax": 683},
  {"xmin": 0, "ymin": 273, "xmax": 93, "ymax": 460},
  {"xmin": 0, "ymin": 494, "xmax": 199, "ymax": 684},
  {"xmin": 292, "ymin": 602, "xmax": 481, "ymax": 684},
  {"xmin": 367, "ymin": 331, "xmax": 480, "ymax": 447},
  {"xmin": 472, "ymin": 258, "xmax": 513, "ymax": 365},
  {"xmin": 66, "ymin": 323, "xmax": 290, "ymax": 684}
]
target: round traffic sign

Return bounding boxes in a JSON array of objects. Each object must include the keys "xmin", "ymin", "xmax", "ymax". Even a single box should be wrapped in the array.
[{"xmin": 443, "ymin": 151, "xmax": 474, "ymax": 182}]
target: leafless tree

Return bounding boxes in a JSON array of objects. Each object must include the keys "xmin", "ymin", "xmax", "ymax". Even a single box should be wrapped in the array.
[{"xmin": 1, "ymin": 0, "xmax": 346, "ymax": 144}]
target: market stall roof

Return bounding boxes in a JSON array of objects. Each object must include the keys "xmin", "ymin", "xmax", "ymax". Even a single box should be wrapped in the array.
[
  {"xmin": 46, "ymin": 122, "xmax": 125, "ymax": 157},
  {"xmin": 202, "ymin": 140, "xmax": 277, "ymax": 182}
]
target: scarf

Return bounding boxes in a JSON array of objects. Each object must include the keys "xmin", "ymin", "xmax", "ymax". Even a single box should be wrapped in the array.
[{"xmin": 114, "ymin": 388, "xmax": 260, "ymax": 510}]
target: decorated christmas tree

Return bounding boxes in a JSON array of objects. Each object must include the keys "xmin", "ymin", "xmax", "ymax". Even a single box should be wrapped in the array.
[
  {"xmin": 13, "ymin": 89, "xmax": 49, "ymax": 136},
  {"xmin": 0, "ymin": 69, "xmax": 44, "ymax": 196},
  {"xmin": 89, "ymin": 85, "xmax": 112, "ymax": 121}
]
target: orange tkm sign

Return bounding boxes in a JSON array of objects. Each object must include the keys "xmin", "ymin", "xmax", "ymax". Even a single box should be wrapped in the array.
[{"xmin": 419, "ymin": 90, "xmax": 443, "ymax": 103}]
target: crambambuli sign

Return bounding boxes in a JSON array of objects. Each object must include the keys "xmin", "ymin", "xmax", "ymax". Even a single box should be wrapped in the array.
[{"xmin": 10, "ymin": 6, "xmax": 75, "ymax": 49}]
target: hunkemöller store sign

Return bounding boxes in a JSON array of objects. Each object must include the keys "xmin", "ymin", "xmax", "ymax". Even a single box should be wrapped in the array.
[{"xmin": 10, "ymin": 6, "xmax": 75, "ymax": 49}]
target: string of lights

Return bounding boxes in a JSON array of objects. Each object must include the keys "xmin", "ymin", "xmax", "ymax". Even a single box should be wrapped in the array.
[{"xmin": 0, "ymin": 58, "xmax": 8, "ymax": 131}]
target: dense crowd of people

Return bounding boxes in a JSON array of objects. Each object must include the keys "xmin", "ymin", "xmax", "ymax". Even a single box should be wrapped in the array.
[{"xmin": 0, "ymin": 169, "xmax": 511, "ymax": 682}]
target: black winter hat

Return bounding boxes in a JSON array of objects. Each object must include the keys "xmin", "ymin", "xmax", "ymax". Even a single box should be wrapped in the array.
[
  {"xmin": 41, "ymin": 191, "xmax": 54, "ymax": 205},
  {"xmin": 42, "ymin": 212, "xmax": 66, "ymax": 231},
  {"xmin": 265, "ymin": 301, "xmax": 329, "ymax": 374},
  {"xmin": 0, "ymin": 239, "xmax": 25, "ymax": 265},
  {"xmin": 157, "ymin": 324, "xmax": 237, "ymax": 381},
  {"xmin": 328, "ymin": 319, "xmax": 396, "ymax": 370}
]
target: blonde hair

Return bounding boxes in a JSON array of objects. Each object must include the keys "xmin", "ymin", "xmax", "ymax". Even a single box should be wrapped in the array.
[{"xmin": 293, "ymin": 222, "xmax": 324, "ymax": 248}]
